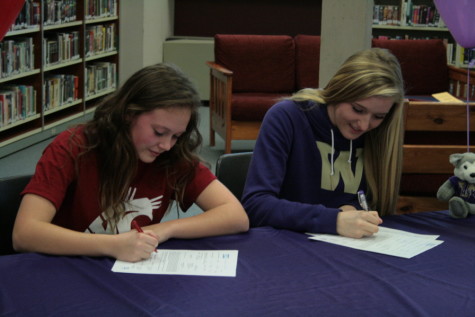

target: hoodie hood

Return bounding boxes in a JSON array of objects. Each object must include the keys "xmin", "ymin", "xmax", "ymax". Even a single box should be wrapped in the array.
[{"xmin": 299, "ymin": 100, "xmax": 363, "ymax": 175}]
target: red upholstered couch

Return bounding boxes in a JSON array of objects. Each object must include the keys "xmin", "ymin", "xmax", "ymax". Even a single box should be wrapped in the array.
[
  {"xmin": 207, "ymin": 34, "xmax": 320, "ymax": 153},
  {"xmin": 207, "ymin": 36, "xmax": 473, "ymax": 159},
  {"xmin": 208, "ymin": 35, "xmax": 475, "ymax": 212},
  {"xmin": 372, "ymin": 39, "xmax": 450, "ymax": 96}
]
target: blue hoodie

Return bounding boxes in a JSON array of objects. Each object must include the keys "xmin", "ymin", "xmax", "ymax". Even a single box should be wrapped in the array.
[{"xmin": 241, "ymin": 99, "xmax": 366, "ymax": 234}]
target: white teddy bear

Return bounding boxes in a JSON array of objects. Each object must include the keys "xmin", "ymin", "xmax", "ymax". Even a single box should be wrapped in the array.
[{"xmin": 437, "ymin": 152, "xmax": 475, "ymax": 218}]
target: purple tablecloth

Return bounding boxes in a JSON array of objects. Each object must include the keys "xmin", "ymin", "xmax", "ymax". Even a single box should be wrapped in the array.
[{"xmin": 1, "ymin": 211, "xmax": 474, "ymax": 316}]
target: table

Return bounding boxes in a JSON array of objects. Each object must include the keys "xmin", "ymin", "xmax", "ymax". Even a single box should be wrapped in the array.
[{"xmin": 1, "ymin": 211, "xmax": 474, "ymax": 316}]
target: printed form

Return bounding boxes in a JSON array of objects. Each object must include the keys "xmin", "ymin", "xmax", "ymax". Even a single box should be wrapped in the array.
[
  {"xmin": 307, "ymin": 227, "xmax": 444, "ymax": 258},
  {"xmin": 112, "ymin": 249, "xmax": 238, "ymax": 277}
]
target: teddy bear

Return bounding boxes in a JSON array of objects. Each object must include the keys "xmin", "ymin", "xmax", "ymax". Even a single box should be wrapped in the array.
[{"xmin": 437, "ymin": 152, "xmax": 475, "ymax": 218}]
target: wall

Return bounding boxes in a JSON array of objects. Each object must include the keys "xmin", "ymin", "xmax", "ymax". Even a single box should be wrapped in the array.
[
  {"xmin": 165, "ymin": 0, "xmax": 323, "ymax": 101},
  {"xmin": 319, "ymin": 0, "xmax": 373, "ymax": 87},
  {"xmin": 119, "ymin": 0, "xmax": 174, "ymax": 84},
  {"xmin": 120, "ymin": 0, "xmax": 374, "ymax": 98},
  {"xmin": 163, "ymin": 39, "xmax": 214, "ymax": 100},
  {"xmin": 173, "ymin": 0, "xmax": 322, "ymax": 37}
]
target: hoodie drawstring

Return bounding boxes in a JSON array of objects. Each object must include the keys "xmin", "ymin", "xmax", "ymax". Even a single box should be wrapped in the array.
[
  {"xmin": 329, "ymin": 128, "xmax": 353, "ymax": 176},
  {"xmin": 330, "ymin": 129, "xmax": 335, "ymax": 175},
  {"xmin": 348, "ymin": 140, "xmax": 353, "ymax": 164}
]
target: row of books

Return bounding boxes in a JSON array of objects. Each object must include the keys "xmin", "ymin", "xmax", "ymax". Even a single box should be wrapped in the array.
[
  {"xmin": 43, "ymin": 74, "xmax": 79, "ymax": 111},
  {"xmin": 85, "ymin": 24, "xmax": 116, "ymax": 57},
  {"xmin": 373, "ymin": 35, "xmax": 450, "ymax": 42},
  {"xmin": 0, "ymin": 38, "xmax": 35, "ymax": 79},
  {"xmin": 404, "ymin": 4, "xmax": 443, "ymax": 27},
  {"xmin": 85, "ymin": 62, "xmax": 116, "ymax": 97},
  {"xmin": 1, "ymin": 65, "xmax": 116, "ymax": 122},
  {"xmin": 43, "ymin": 0, "xmax": 77, "ymax": 26},
  {"xmin": 373, "ymin": 5, "xmax": 400, "ymax": 26},
  {"xmin": 373, "ymin": 2, "xmax": 444, "ymax": 28},
  {"xmin": 0, "ymin": 85, "xmax": 37, "ymax": 128},
  {"xmin": 458, "ymin": 48, "xmax": 475, "ymax": 67},
  {"xmin": 43, "ymin": 31, "xmax": 81, "ymax": 66},
  {"xmin": 86, "ymin": 0, "xmax": 118, "ymax": 19},
  {"xmin": 9, "ymin": 0, "xmax": 41, "ymax": 32}
]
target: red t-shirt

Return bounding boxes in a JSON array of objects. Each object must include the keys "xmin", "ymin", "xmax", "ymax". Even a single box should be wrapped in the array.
[{"xmin": 22, "ymin": 128, "xmax": 216, "ymax": 234}]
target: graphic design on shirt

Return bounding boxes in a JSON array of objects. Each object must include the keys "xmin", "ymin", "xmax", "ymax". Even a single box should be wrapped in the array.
[
  {"xmin": 316, "ymin": 141, "xmax": 363, "ymax": 193},
  {"xmin": 86, "ymin": 187, "xmax": 163, "ymax": 234},
  {"xmin": 456, "ymin": 180, "xmax": 475, "ymax": 203}
]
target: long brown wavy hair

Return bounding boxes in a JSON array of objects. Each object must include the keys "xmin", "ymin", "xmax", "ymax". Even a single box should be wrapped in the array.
[{"xmin": 73, "ymin": 63, "xmax": 202, "ymax": 227}]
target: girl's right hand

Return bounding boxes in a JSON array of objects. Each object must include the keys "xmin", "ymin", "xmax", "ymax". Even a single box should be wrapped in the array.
[
  {"xmin": 336, "ymin": 210, "xmax": 382, "ymax": 238},
  {"xmin": 112, "ymin": 230, "xmax": 159, "ymax": 262}
]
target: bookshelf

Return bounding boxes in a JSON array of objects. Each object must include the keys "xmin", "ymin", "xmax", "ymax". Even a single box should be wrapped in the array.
[
  {"xmin": 372, "ymin": 0, "xmax": 473, "ymax": 68},
  {"xmin": 0, "ymin": 0, "xmax": 119, "ymax": 157}
]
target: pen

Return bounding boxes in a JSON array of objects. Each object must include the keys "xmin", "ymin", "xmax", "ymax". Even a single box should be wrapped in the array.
[
  {"xmin": 132, "ymin": 220, "xmax": 157, "ymax": 252},
  {"xmin": 132, "ymin": 220, "xmax": 144, "ymax": 233},
  {"xmin": 357, "ymin": 190, "xmax": 369, "ymax": 211}
]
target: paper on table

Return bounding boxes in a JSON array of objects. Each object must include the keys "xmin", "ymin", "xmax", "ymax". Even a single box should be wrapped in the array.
[
  {"xmin": 112, "ymin": 249, "xmax": 238, "ymax": 277},
  {"xmin": 307, "ymin": 227, "xmax": 443, "ymax": 259}
]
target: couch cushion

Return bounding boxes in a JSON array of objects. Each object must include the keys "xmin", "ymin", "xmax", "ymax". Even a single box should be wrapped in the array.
[
  {"xmin": 371, "ymin": 39, "xmax": 449, "ymax": 95},
  {"xmin": 215, "ymin": 34, "xmax": 295, "ymax": 93},
  {"xmin": 232, "ymin": 93, "xmax": 289, "ymax": 121},
  {"xmin": 294, "ymin": 34, "xmax": 320, "ymax": 89}
]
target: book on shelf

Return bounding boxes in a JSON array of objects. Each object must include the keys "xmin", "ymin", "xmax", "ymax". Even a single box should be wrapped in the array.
[
  {"xmin": 374, "ymin": 1, "xmax": 445, "ymax": 28},
  {"xmin": 43, "ymin": 0, "xmax": 77, "ymax": 26},
  {"xmin": 373, "ymin": 5, "xmax": 400, "ymax": 26},
  {"xmin": 460, "ymin": 48, "xmax": 475, "ymax": 66},
  {"xmin": 86, "ymin": 61, "xmax": 117, "ymax": 96},
  {"xmin": 43, "ymin": 31, "xmax": 80, "ymax": 66},
  {"xmin": 43, "ymin": 74, "xmax": 79, "ymax": 111},
  {"xmin": 0, "ymin": 37, "xmax": 35, "ymax": 78},
  {"xmin": 0, "ymin": 85, "xmax": 36, "ymax": 127},
  {"xmin": 86, "ymin": 0, "xmax": 118, "ymax": 19},
  {"xmin": 0, "ymin": 91, "xmax": 14, "ymax": 126},
  {"xmin": 9, "ymin": 0, "xmax": 41, "ymax": 32},
  {"xmin": 85, "ymin": 23, "xmax": 116, "ymax": 57}
]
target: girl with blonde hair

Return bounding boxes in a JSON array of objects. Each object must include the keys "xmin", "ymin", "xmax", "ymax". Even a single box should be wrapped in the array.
[{"xmin": 242, "ymin": 48, "xmax": 404, "ymax": 238}]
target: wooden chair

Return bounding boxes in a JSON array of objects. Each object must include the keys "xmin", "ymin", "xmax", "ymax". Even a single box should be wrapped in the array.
[
  {"xmin": 448, "ymin": 65, "xmax": 475, "ymax": 100},
  {"xmin": 0, "ymin": 174, "xmax": 31, "ymax": 255},
  {"xmin": 397, "ymin": 101, "xmax": 475, "ymax": 213},
  {"xmin": 207, "ymin": 34, "xmax": 321, "ymax": 153},
  {"xmin": 207, "ymin": 34, "xmax": 296, "ymax": 154}
]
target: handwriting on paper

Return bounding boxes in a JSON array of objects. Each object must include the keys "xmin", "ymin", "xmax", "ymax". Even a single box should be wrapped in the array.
[{"xmin": 112, "ymin": 249, "xmax": 238, "ymax": 277}]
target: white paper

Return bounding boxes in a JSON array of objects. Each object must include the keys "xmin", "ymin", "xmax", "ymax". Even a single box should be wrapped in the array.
[
  {"xmin": 307, "ymin": 227, "xmax": 443, "ymax": 259},
  {"xmin": 112, "ymin": 249, "xmax": 238, "ymax": 277}
]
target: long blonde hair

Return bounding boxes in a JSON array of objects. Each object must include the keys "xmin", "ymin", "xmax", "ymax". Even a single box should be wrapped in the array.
[{"xmin": 291, "ymin": 48, "xmax": 405, "ymax": 215}]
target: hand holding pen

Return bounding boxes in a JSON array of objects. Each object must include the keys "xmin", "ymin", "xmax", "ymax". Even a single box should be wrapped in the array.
[
  {"xmin": 335, "ymin": 190, "xmax": 383, "ymax": 239},
  {"xmin": 357, "ymin": 189, "xmax": 382, "ymax": 224},
  {"xmin": 132, "ymin": 220, "xmax": 158, "ymax": 254},
  {"xmin": 336, "ymin": 191, "xmax": 383, "ymax": 238}
]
